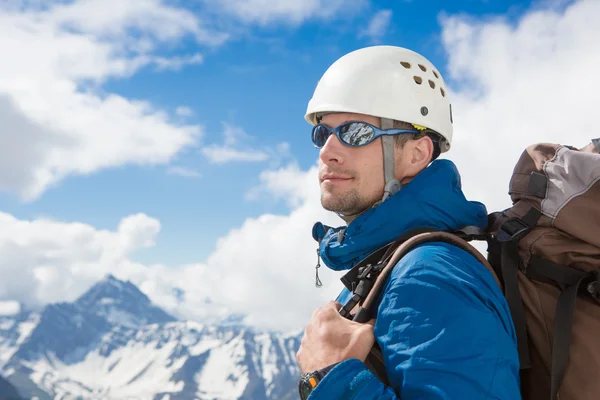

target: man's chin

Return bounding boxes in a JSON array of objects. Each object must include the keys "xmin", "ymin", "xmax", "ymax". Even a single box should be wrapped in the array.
[
  {"xmin": 320, "ymin": 191, "xmax": 340, "ymax": 206},
  {"xmin": 321, "ymin": 194, "xmax": 376, "ymax": 217},
  {"xmin": 320, "ymin": 197, "xmax": 353, "ymax": 215},
  {"xmin": 320, "ymin": 199, "xmax": 343, "ymax": 213}
]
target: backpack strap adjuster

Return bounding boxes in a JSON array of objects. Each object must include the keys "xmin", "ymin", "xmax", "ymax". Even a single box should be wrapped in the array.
[
  {"xmin": 497, "ymin": 217, "xmax": 531, "ymax": 241},
  {"xmin": 496, "ymin": 207, "xmax": 543, "ymax": 242}
]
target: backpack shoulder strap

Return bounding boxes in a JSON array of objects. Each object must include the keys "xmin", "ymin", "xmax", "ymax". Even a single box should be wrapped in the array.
[
  {"xmin": 353, "ymin": 231, "xmax": 501, "ymax": 323},
  {"xmin": 345, "ymin": 230, "xmax": 500, "ymax": 386},
  {"xmin": 337, "ymin": 227, "xmax": 443, "ymax": 320}
]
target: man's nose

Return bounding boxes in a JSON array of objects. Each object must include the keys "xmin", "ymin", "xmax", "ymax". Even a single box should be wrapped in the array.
[{"xmin": 319, "ymin": 133, "xmax": 345, "ymax": 165}]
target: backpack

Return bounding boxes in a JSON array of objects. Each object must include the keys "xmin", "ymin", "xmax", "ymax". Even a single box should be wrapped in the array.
[{"xmin": 337, "ymin": 139, "xmax": 600, "ymax": 400}]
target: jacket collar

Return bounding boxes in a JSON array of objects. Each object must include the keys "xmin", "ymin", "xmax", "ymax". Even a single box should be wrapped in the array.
[{"xmin": 312, "ymin": 159, "xmax": 488, "ymax": 271}]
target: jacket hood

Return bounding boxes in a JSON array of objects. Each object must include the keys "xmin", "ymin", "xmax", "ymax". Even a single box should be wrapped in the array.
[{"xmin": 312, "ymin": 159, "xmax": 488, "ymax": 271}]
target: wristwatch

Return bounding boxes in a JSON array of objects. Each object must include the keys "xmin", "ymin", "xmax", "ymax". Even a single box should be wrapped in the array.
[{"xmin": 298, "ymin": 363, "xmax": 338, "ymax": 400}]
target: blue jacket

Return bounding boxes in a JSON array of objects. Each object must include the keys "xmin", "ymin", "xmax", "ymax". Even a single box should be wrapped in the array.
[{"xmin": 309, "ymin": 159, "xmax": 520, "ymax": 399}]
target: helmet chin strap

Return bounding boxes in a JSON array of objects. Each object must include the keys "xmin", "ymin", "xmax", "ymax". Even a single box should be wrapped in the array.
[{"xmin": 374, "ymin": 118, "xmax": 402, "ymax": 207}]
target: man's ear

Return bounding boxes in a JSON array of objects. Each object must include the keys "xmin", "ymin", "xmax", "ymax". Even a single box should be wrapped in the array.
[
  {"xmin": 410, "ymin": 135, "xmax": 434, "ymax": 167},
  {"xmin": 396, "ymin": 136, "xmax": 434, "ymax": 185}
]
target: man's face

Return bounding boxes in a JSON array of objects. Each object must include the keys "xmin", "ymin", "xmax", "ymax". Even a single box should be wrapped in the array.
[{"xmin": 317, "ymin": 112, "xmax": 388, "ymax": 220}]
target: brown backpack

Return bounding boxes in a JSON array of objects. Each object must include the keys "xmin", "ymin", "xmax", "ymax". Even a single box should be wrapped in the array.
[{"xmin": 337, "ymin": 139, "xmax": 600, "ymax": 400}]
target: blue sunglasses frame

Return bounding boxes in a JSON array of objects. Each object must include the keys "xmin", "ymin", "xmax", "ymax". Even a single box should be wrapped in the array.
[{"xmin": 312, "ymin": 121, "xmax": 419, "ymax": 148}]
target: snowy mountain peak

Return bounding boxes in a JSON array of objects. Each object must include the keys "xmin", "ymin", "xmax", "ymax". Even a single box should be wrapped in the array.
[
  {"xmin": 77, "ymin": 274, "xmax": 145, "ymax": 305},
  {"xmin": 75, "ymin": 274, "xmax": 177, "ymax": 328},
  {"xmin": 0, "ymin": 276, "xmax": 301, "ymax": 400}
]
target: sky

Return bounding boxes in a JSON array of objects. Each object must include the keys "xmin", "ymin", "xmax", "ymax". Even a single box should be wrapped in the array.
[{"xmin": 0, "ymin": 0, "xmax": 598, "ymax": 333}]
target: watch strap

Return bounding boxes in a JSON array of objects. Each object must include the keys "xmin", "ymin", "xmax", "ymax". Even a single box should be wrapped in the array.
[{"xmin": 299, "ymin": 362, "xmax": 340, "ymax": 399}]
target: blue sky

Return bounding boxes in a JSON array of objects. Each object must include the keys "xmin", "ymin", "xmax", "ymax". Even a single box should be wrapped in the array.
[{"xmin": 1, "ymin": 0, "xmax": 596, "ymax": 331}]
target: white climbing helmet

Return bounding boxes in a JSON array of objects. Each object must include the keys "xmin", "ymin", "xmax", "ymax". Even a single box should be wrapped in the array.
[{"xmin": 305, "ymin": 45, "xmax": 453, "ymax": 152}]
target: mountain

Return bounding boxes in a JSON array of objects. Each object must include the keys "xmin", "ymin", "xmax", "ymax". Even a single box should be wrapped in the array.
[
  {"xmin": 75, "ymin": 275, "xmax": 176, "ymax": 328},
  {"xmin": 0, "ymin": 275, "xmax": 301, "ymax": 399},
  {"xmin": 0, "ymin": 374, "xmax": 22, "ymax": 400}
]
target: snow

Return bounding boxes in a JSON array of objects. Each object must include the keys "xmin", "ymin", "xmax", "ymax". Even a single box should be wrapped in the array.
[
  {"xmin": 67, "ymin": 336, "xmax": 185, "ymax": 397},
  {"xmin": 188, "ymin": 337, "xmax": 222, "ymax": 355},
  {"xmin": 196, "ymin": 337, "xmax": 250, "ymax": 400},
  {"xmin": 26, "ymin": 329, "xmax": 186, "ymax": 399},
  {"xmin": 0, "ymin": 319, "xmax": 14, "ymax": 330},
  {"xmin": 0, "ymin": 319, "xmax": 18, "ymax": 367},
  {"xmin": 17, "ymin": 314, "xmax": 39, "ymax": 344},
  {"xmin": 0, "ymin": 344, "xmax": 16, "ymax": 368},
  {"xmin": 11, "ymin": 320, "xmax": 293, "ymax": 399},
  {"xmin": 0, "ymin": 313, "xmax": 42, "ymax": 367},
  {"xmin": 101, "ymin": 307, "xmax": 139, "ymax": 328},
  {"xmin": 257, "ymin": 333, "xmax": 279, "ymax": 395}
]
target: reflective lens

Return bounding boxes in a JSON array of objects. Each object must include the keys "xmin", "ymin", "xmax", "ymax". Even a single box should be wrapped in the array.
[
  {"xmin": 312, "ymin": 125, "xmax": 330, "ymax": 148},
  {"xmin": 340, "ymin": 122, "xmax": 375, "ymax": 146},
  {"xmin": 312, "ymin": 122, "xmax": 377, "ymax": 148}
]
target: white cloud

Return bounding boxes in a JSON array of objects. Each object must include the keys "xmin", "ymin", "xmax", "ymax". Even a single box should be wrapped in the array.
[
  {"xmin": 205, "ymin": 0, "xmax": 367, "ymax": 25},
  {"xmin": 175, "ymin": 106, "xmax": 195, "ymax": 117},
  {"xmin": 0, "ymin": 0, "xmax": 226, "ymax": 201},
  {"xmin": 359, "ymin": 9, "xmax": 393, "ymax": 41},
  {"xmin": 222, "ymin": 123, "xmax": 250, "ymax": 146},
  {"xmin": 0, "ymin": 301, "xmax": 20, "ymax": 317},
  {"xmin": 43, "ymin": 0, "xmax": 227, "ymax": 47},
  {"xmin": 166, "ymin": 166, "xmax": 202, "ymax": 178},
  {"xmin": 152, "ymin": 53, "xmax": 204, "ymax": 71},
  {"xmin": 201, "ymin": 122, "xmax": 289, "ymax": 165},
  {"xmin": 202, "ymin": 147, "xmax": 271, "ymax": 163},
  {"xmin": 245, "ymin": 162, "xmax": 313, "ymax": 208},
  {"xmin": 0, "ymin": 212, "xmax": 159, "ymax": 308},
  {"xmin": 439, "ymin": 0, "xmax": 600, "ymax": 213}
]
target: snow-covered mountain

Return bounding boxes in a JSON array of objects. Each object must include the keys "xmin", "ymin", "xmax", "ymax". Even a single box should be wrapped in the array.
[
  {"xmin": 0, "ymin": 373, "xmax": 22, "ymax": 399},
  {"xmin": 0, "ymin": 275, "xmax": 302, "ymax": 400}
]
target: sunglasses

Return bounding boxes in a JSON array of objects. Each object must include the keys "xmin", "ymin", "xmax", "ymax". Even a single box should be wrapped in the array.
[{"xmin": 312, "ymin": 121, "xmax": 419, "ymax": 148}]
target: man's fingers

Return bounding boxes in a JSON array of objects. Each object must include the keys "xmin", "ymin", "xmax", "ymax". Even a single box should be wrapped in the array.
[
  {"xmin": 310, "ymin": 306, "xmax": 320, "ymax": 322},
  {"xmin": 356, "ymin": 319, "xmax": 376, "ymax": 336},
  {"xmin": 310, "ymin": 301, "xmax": 343, "ymax": 320},
  {"xmin": 316, "ymin": 301, "xmax": 343, "ymax": 321},
  {"xmin": 325, "ymin": 300, "xmax": 342, "ymax": 311}
]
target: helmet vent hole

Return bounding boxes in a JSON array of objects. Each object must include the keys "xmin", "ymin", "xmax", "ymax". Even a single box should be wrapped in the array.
[
  {"xmin": 433, "ymin": 70, "xmax": 439, "ymax": 79},
  {"xmin": 413, "ymin": 76, "xmax": 423, "ymax": 85},
  {"xmin": 400, "ymin": 61, "xmax": 411, "ymax": 69},
  {"xmin": 418, "ymin": 64, "xmax": 427, "ymax": 72},
  {"xmin": 428, "ymin": 80, "xmax": 435, "ymax": 89},
  {"xmin": 440, "ymin": 87, "xmax": 446, "ymax": 97}
]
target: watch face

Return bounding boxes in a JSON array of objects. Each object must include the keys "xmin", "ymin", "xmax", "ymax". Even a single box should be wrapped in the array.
[
  {"xmin": 299, "ymin": 378, "xmax": 313, "ymax": 400},
  {"xmin": 298, "ymin": 374, "xmax": 317, "ymax": 400}
]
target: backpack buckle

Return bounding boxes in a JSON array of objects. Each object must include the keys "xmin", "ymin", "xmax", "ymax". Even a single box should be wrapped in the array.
[
  {"xmin": 357, "ymin": 264, "xmax": 375, "ymax": 280},
  {"xmin": 497, "ymin": 217, "xmax": 531, "ymax": 242},
  {"xmin": 586, "ymin": 272, "xmax": 600, "ymax": 303}
]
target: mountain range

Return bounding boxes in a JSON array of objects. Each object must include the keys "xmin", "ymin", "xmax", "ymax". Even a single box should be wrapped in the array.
[{"xmin": 0, "ymin": 275, "xmax": 302, "ymax": 399}]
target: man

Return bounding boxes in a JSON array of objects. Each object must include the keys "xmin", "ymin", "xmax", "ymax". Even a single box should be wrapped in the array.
[{"xmin": 296, "ymin": 46, "xmax": 520, "ymax": 399}]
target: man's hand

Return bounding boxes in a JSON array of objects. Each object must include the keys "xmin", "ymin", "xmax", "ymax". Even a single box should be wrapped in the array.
[{"xmin": 296, "ymin": 300, "xmax": 376, "ymax": 374}]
